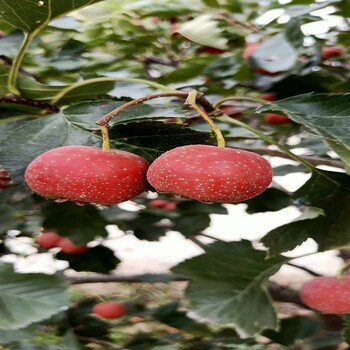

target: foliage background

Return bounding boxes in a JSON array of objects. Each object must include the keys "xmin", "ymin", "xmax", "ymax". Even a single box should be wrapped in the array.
[{"xmin": 0, "ymin": 0, "xmax": 350, "ymax": 348}]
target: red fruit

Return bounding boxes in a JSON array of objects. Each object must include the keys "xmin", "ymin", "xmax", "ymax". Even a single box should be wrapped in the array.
[
  {"xmin": 243, "ymin": 42, "xmax": 260, "ymax": 61},
  {"xmin": 264, "ymin": 113, "xmax": 290, "ymax": 124},
  {"xmin": 147, "ymin": 145, "xmax": 272, "ymax": 203},
  {"xmin": 322, "ymin": 46, "xmax": 344, "ymax": 58},
  {"xmin": 261, "ymin": 92, "xmax": 277, "ymax": 102},
  {"xmin": 57, "ymin": 237, "xmax": 88, "ymax": 254},
  {"xmin": 218, "ymin": 105, "xmax": 242, "ymax": 118},
  {"xmin": 36, "ymin": 231, "xmax": 62, "ymax": 249},
  {"xmin": 93, "ymin": 301, "xmax": 128, "ymax": 319},
  {"xmin": 0, "ymin": 169, "xmax": 12, "ymax": 189},
  {"xmin": 149, "ymin": 199, "xmax": 177, "ymax": 211},
  {"xmin": 24, "ymin": 146, "xmax": 149, "ymax": 205},
  {"xmin": 300, "ymin": 276, "xmax": 350, "ymax": 314},
  {"xmin": 197, "ymin": 46, "xmax": 226, "ymax": 55}
]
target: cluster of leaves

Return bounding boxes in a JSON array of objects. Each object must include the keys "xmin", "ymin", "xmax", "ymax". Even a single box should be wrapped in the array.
[{"xmin": 1, "ymin": 0, "xmax": 350, "ymax": 348}]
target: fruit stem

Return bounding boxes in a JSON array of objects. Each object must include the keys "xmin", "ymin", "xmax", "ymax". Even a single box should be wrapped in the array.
[
  {"xmin": 185, "ymin": 90, "xmax": 225, "ymax": 147},
  {"xmin": 96, "ymin": 92, "xmax": 189, "ymax": 126},
  {"xmin": 101, "ymin": 125, "xmax": 110, "ymax": 151},
  {"xmin": 337, "ymin": 261, "xmax": 350, "ymax": 280},
  {"xmin": 213, "ymin": 96, "xmax": 269, "ymax": 108},
  {"xmin": 217, "ymin": 115, "xmax": 315, "ymax": 170}
]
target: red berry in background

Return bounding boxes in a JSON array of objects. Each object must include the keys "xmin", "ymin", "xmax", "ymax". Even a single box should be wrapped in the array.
[
  {"xmin": 93, "ymin": 301, "xmax": 128, "ymax": 319},
  {"xmin": 218, "ymin": 105, "xmax": 242, "ymax": 118},
  {"xmin": 264, "ymin": 113, "xmax": 290, "ymax": 124},
  {"xmin": 243, "ymin": 42, "xmax": 261, "ymax": 61},
  {"xmin": 261, "ymin": 92, "xmax": 277, "ymax": 102},
  {"xmin": 300, "ymin": 276, "xmax": 350, "ymax": 314},
  {"xmin": 149, "ymin": 199, "xmax": 177, "ymax": 211},
  {"xmin": 36, "ymin": 231, "xmax": 62, "ymax": 249},
  {"xmin": 57, "ymin": 237, "xmax": 89, "ymax": 254},
  {"xmin": 24, "ymin": 146, "xmax": 149, "ymax": 205},
  {"xmin": 322, "ymin": 46, "xmax": 344, "ymax": 58},
  {"xmin": 147, "ymin": 145, "xmax": 272, "ymax": 203},
  {"xmin": 0, "ymin": 169, "xmax": 12, "ymax": 189}
]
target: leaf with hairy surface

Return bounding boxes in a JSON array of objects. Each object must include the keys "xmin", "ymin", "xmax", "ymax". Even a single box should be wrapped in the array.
[
  {"xmin": 258, "ymin": 93, "xmax": 350, "ymax": 171},
  {"xmin": 261, "ymin": 170, "xmax": 350, "ymax": 256},
  {"xmin": 0, "ymin": 0, "xmax": 103, "ymax": 33},
  {"xmin": 0, "ymin": 262, "xmax": 68, "ymax": 330},
  {"xmin": 172, "ymin": 240, "xmax": 288, "ymax": 337}
]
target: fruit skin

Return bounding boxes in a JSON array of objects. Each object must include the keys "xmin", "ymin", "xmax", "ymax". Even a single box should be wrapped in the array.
[
  {"xmin": 93, "ymin": 301, "xmax": 128, "ymax": 319},
  {"xmin": 147, "ymin": 145, "xmax": 273, "ymax": 203},
  {"xmin": 300, "ymin": 276, "xmax": 350, "ymax": 314},
  {"xmin": 36, "ymin": 231, "xmax": 62, "ymax": 249},
  {"xmin": 24, "ymin": 146, "xmax": 149, "ymax": 205},
  {"xmin": 57, "ymin": 237, "xmax": 89, "ymax": 254},
  {"xmin": 264, "ymin": 113, "xmax": 290, "ymax": 124}
]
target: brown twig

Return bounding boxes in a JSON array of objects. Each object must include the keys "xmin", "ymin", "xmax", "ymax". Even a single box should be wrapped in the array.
[
  {"xmin": 0, "ymin": 94, "xmax": 60, "ymax": 112},
  {"xmin": 232, "ymin": 146, "xmax": 344, "ymax": 169}
]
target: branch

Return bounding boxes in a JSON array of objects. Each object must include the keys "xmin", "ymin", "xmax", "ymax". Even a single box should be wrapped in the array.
[
  {"xmin": 77, "ymin": 335, "xmax": 126, "ymax": 350},
  {"xmin": 233, "ymin": 146, "xmax": 344, "ymax": 169},
  {"xmin": 0, "ymin": 94, "xmax": 59, "ymax": 112}
]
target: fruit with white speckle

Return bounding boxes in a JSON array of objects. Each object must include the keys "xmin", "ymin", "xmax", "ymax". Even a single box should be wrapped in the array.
[
  {"xmin": 300, "ymin": 276, "xmax": 350, "ymax": 314},
  {"xmin": 146, "ymin": 145, "xmax": 272, "ymax": 203},
  {"xmin": 25, "ymin": 146, "xmax": 149, "ymax": 205}
]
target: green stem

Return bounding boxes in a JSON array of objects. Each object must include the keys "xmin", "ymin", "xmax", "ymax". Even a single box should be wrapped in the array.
[
  {"xmin": 101, "ymin": 125, "xmax": 110, "ymax": 151},
  {"xmin": 50, "ymin": 77, "xmax": 179, "ymax": 105},
  {"xmin": 8, "ymin": 31, "xmax": 36, "ymax": 94},
  {"xmin": 185, "ymin": 90, "xmax": 225, "ymax": 147},
  {"xmin": 337, "ymin": 261, "xmax": 350, "ymax": 280},
  {"xmin": 7, "ymin": 0, "xmax": 52, "ymax": 94},
  {"xmin": 214, "ymin": 96, "xmax": 269, "ymax": 108},
  {"xmin": 217, "ymin": 114, "xmax": 315, "ymax": 170}
]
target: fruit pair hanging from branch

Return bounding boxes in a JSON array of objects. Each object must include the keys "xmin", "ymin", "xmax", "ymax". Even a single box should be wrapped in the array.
[{"xmin": 25, "ymin": 89, "xmax": 273, "ymax": 206}]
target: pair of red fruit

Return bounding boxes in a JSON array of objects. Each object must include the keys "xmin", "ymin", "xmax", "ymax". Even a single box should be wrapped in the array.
[
  {"xmin": 24, "ymin": 144, "xmax": 273, "ymax": 206},
  {"xmin": 36, "ymin": 231, "xmax": 88, "ymax": 254}
]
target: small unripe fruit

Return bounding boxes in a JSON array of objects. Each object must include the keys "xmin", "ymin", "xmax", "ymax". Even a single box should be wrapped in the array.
[
  {"xmin": 36, "ymin": 231, "xmax": 62, "ymax": 249},
  {"xmin": 25, "ymin": 146, "xmax": 149, "ymax": 205},
  {"xmin": 57, "ymin": 238, "xmax": 88, "ymax": 254},
  {"xmin": 93, "ymin": 301, "xmax": 128, "ymax": 319},
  {"xmin": 300, "ymin": 276, "xmax": 350, "ymax": 314},
  {"xmin": 147, "ymin": 145, "xmax": 273, "ymax": 203}
]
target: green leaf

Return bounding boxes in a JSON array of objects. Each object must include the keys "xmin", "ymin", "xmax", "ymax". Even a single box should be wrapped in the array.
[
  {"xmin": 257, "ymin": 93, "xmax": 350, "ymax": 170},
  {"xmin": 172, "ymin": 240, "xmax": 288, "ymax": 337},
  {"xmin": 0, "ymin": 324, "xmax": 37, "ymax": 344},
  {"xmin": 0, "ymin": 262, "xmax": 68, "ymax": 330},
  {"xmin": 110, "ymin": 120, "xmax": 211, "ymax": 162},
  {"xmin": 243, "ymin": 188, "xmax": 291, "ymax": 214},
  {"xmin": 57, "ymin": 245, "xmax": 120, "ymax": 273},
  {"xmin": 0, "ymin": 0, "xmax": 103, "ymax": 33},
  {"xmin": 177, "ymin": 15, "xmax": 228, "ymax": 49},
  {"xmin": 262, "ymin": 316, "xmax": 322, "ymax": 346},
  {"xmin": 261, "ymin": 170, "xmax": 350, "ymax": 256},
  {"xmin": 342, "ymin": 315, "xmax": 350, "ymax": 344},
  {"xmin": 251, "ymin": 33, "xmax": 298, "ymax": 73},
  {"xmin": 42, "ymin": 202, "xmax": 109, "ymax": 244}
]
